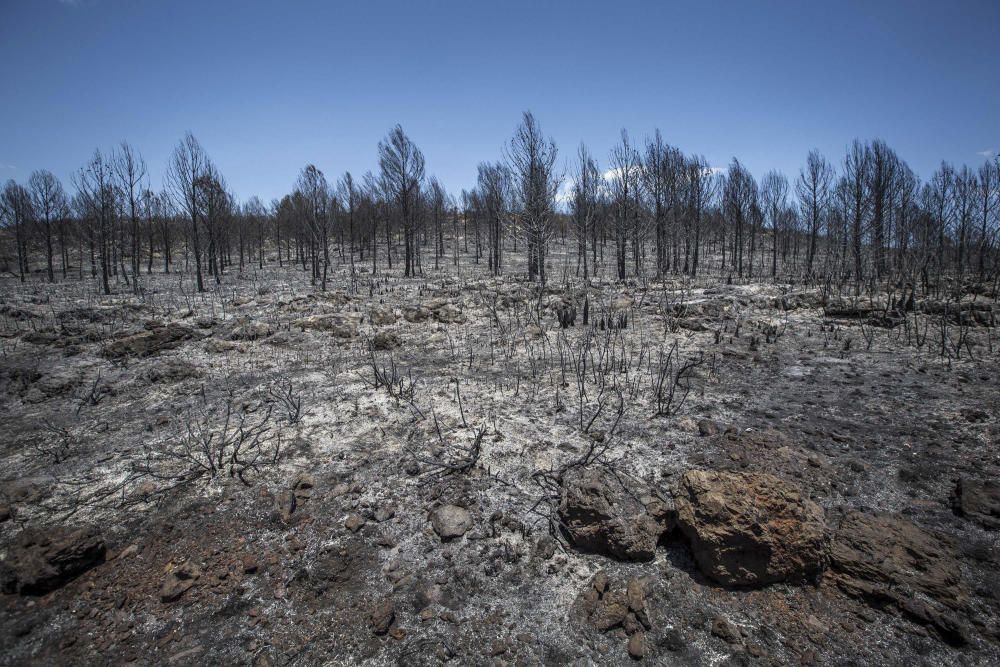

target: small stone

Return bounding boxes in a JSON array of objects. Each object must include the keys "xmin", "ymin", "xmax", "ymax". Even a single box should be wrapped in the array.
[
  {"xmin": 660, "ymin": 627, "xmax": 685, "ymax": 652},
  {"xmin": 274, "ymin": 490, "xmax": 296, "ymax": 522},
  {"xmin": 592, "ymin": 571, "xmax": 610, "ymax": 595},
  {"xmin": 697, "ymin": 419, "xmax": 720, "ymax": 437},
  {"xmin": 293, "ymin": 474, "xmax": 315, "ymax": 500},
  {"xmin": 626, "ymin": 577, "xmax": 645, "ymax": 612},
  {"xmin": 711, "ymin": 616, "xmax": 741, "ymax": 644},
  {"xmin": 160, "ymin": 562, "xmax": 201, "ymax": 603},
  {"xmin": 114, "ymin": 544, "xmax": 139, "ymax": 561},
  {"xmin": 369, "ymin": 599, "xmax": 395, "ymax": 635},
  {"xmin": 627, "ymin": 630, "xmax": 645, "ymax": 659},
  {"xmin": 534, "ymin": 536, "xmax": 556, "ymax": 560},
  {"xmin": 242, "ymin": 556, "xmax": 259, "ymax": 574},
  {"xmin": 345, "ymin": 513, "xmax": 366, "ymax": 533},
  {"xmin": 430, "ymin": 505, "xmax": 473, "ymax": 540},
  {"xmin": 591, "ymin": 591, "xmax": 629, "ymax": 631}
]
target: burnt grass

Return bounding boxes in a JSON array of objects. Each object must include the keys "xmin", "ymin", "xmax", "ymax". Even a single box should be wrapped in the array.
[{"xmin": 1, "ymin": 258, "xmax": 998, "ymax": 666}]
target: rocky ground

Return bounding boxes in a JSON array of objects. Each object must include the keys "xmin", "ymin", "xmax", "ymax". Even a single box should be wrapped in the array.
[{"xmin": 0, "ymin": 256, "xmax": 998, "ymax": 666}]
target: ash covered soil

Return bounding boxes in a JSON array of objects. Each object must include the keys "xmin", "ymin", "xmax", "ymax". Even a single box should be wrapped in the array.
[{"xmin": 1, "ymin": 262, "xmax": 999, "ymax": 666}]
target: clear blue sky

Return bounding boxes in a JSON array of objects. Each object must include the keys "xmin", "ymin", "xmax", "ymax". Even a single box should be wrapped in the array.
[{"xmin": 1, "ymin": 0, "xmax": 997, "ymax": 203}]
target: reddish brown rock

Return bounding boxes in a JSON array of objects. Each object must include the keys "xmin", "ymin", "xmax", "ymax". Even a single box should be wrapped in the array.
[
  {"xmin": 0, "ymin": 525, "xmax": 106, "ymax": 595},
  {"xmin": 674, "ymin": 470, "xmax": 828, "ymax": 586}
]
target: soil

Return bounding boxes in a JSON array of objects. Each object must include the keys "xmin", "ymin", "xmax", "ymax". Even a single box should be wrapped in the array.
[{"xmin": 1, "ymin": 257, "xmax": 998, "ymax": 666}]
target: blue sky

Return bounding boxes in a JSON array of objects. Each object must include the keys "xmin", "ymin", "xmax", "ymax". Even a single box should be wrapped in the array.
[{"xmin": 1, "ymin": 0, "xmax": 997, "ymax": 203}]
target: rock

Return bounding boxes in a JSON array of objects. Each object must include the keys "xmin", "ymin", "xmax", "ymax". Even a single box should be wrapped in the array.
[
  {"xmin": 113, "ymin": 544, "xmax": 139, "ymax": 561},
  {"xmin": 293, "ymin": 313, "xmax": 360, "ymax": 338},
  {"xmin": 433, "ymin": 303, "xmax": 465, "ymax": 324},
  {"xmin": 369, "ymin": 599, "xmax": 395, "ymax": 635},
  {"xmin": 951, "ymin": 477, "xmax": 1000, "ymax": 530},
  {"xmin": 402, "ymin": 305, "xmax": 433, "ymax": 323},
  {"xmin": 828, "ymin": 511, "xmax": 967, "ymax": 644},
  {"xmin": 103, "ymin": 323, "xmax": 198, "ymax": 359},
  {"xmin": 558, "ymin": 467, "xmax": 673, "ymax": 562},
  {"xmin": 574, "ymin": 572, "xmax": 652, "ymax": 643},
  {"xmin": 274, "ymin": 489, "xmax": 296, "ymax": 522},
  {"xmin": 345, "ymin": 513, "xmax": 366, "ymax": 533},
  {"xmin": 697, "ymin": 419, "xmax": 721, "ymax": 437},
  {"xmin": 204, "ymin": 338, "xmax": 236, "ymax": 354},
  {"xmin": 711, "ymin": 616, "xmax": 742, "ymax": 644},
  {"xmin": 369, "ymin": 307, "xmax": 396, "ymax": 326},
  {"xmin": 673, "ymin": 470, "xmax": 828, "ymax": 586},
  {"xmin": 823, "ymin": 299, "xmax": 874, "ymax": 318},
  {"xmin": 242, "ymin": 555, "xmax": 259, "ymax": 574},
  {"xmin": 430, "ymin": 505, "xmax": 473, "ymax": 540},
  {"xmin": 160, "ymin": 561, "xmax": 201, "ymax": 603},
  {"xmin": 374, "ymin": 505, "xmax": 395, "ymax": 522},
  {"xmin": 0, "ymin": 525, "xmax": 106, "ymax": 595},
  {"xmin": 627, "ymin": 631, "xmax": 646, "ymax": 659},
  {"xmin": 898, "ymin": 597, "xmax": 969, "ymax": 646},
  {"xmin": 2, "ymin": 477, "xmax": 52, "ymax": 505},
  {"xmin": 592, "ymin": 571, "xmax": 609, "ymax": 595},
  {"xmin": 372, "ymin": 331, "xmax": 400, "ymax": 350},
  {"xmin": 534, "ymin": 536, "xmax": 556, "ymax": 561},
  {"xmin": 626, "ymin": 577, "xmax": 650, "ymax": 629},
  {"xmin": 228, "ymin": 319, "xmax": 272, "ymax": 341},
  {"xmin": 829, "ymin": 511, "xmax": 963, "ymax": 607},
  {"xmin": 659, "ymin": 628, "xmax": 686, "ymax": 652},
  {"xmin": 590, "ymin": 590, "xmax": 629, "ymax": 631},
  {"xmin": 292, "ymin": 474, "xmax": 315, "ymax": 501},
  {"xmin": 144, "ymin": 359, "xmax": 202, "ymax": 384}
]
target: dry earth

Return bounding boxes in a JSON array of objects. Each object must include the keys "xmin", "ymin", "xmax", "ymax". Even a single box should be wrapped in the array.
[{"xmin": 1, "ymin": 258, "xmax": 998, "ymax": 666}]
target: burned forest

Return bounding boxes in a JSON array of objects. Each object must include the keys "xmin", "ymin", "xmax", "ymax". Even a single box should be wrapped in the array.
[
  {"xmin": 1, "ymin": 115, "xmax": 998, "ymax": 666},
  {"xmin": 1, "ymin": 2, "xmax": 1000, "ymax": 663}
]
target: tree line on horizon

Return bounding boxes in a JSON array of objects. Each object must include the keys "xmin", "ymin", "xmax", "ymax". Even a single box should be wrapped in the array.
[{"xmin": 1, "ymin": 111, "xmax": 998, "ymax": 297}]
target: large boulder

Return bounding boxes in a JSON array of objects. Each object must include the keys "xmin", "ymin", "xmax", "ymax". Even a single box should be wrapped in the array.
[
  {"xmin": 558, "ymin": 468, "xmax": 673, "ymax": 562},
  {"xmin": 0, "ymin": 525, "xmax": 106, "ymax": 595},
  {"xmin": 951, "ymin": 477, "xmax": 1000, "ymax": 530},
  {"xmin": 829, "ymin": 511, "xmax": 964, "ymax": 607},
  {"xmin": 673, "ymin": 470, "xmax": 828, "ymax": 586},
  {"xmin": 828, "ymin": 511, "xmax": 968, "ymax": 645}
]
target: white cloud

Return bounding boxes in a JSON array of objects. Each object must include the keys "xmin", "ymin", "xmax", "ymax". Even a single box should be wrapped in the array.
[
  {"xmin": 977, "ymin": 150, "xmax": 996, "ymax": 158},
  {"xmin": 556, "ymin": 180, "xmax": 574, "ymax": 204},
  {"xmin": 0, "ymin": 164, "xmax": 16, "ymax": 170}
]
